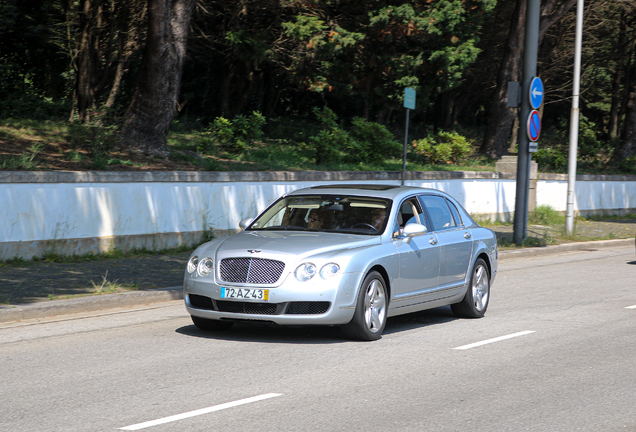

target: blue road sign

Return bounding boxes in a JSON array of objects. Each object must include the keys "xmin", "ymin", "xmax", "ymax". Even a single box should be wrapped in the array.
[
  {"xmin": 529, "ymin": 77, "xmax": 544, "ymax": 109},
  {"xmin": 404, "ymin": 87, "xmax": 416, "ymax": 110},
  {"xmin": 527, "ymin": 110, "xmax": 541, "ymax": 142}
]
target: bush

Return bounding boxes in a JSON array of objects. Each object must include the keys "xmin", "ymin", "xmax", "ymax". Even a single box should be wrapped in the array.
[
  {"xmin": 411, "ymin": 130, "xmax": 473, "ymax": 164},
  {"xmin": 347, "ymin": 117, "xmax": 402, "ymax": 163},
  {"xmin": 533, "ymin": 147, "xmax": 567, "ymax": 171},
  {"xmin": 529, "ymin": 204, "xmax": 564, "ymax": 225},
  {"xmin": 309, "ymin": 107, "xmax": 349, "ymax": 164},
  {"xmin": 202, "ymin": 111, "xmax": 267, "ymax": 154}
]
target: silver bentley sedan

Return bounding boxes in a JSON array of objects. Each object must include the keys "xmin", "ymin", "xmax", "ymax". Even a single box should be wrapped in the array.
[{"xmin": 184, "ymin": 184, "xmax": 498, "ymax": 340}]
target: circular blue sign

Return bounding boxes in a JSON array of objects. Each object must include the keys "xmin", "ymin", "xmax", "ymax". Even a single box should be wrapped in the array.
[
  {"xmin": 527, "ymin": 110, "xmax": 541, "ymax": 141},
  {"xmin": 529, "ymin": 77, "xmax": 544, "ymax": 109}
]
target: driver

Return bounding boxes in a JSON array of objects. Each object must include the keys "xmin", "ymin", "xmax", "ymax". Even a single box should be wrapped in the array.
[
  {"xmin": 307, "ymin": 209, "xmax": 324, "ymax": 229},
  {"xmin": 370, "ymin": 208, "xmax": 386, "ymax": 231}
]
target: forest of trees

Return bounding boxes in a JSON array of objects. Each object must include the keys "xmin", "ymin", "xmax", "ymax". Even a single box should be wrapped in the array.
[{"xmin": 1, "ymin": 0, "xmax": 635, "ymax": 168}]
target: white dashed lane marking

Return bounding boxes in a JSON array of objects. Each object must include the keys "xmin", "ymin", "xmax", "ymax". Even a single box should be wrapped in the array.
[
  {"xmin": 119, "ymin": 393, "xmax": 283, "ymax": 430},
  {"xmin": 453, "ymin": 331, "xmax": 536, "ymax": 350}
]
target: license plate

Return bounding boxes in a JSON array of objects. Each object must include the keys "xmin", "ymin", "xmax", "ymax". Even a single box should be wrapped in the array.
[{"xmin": 221, "ymin": 287, "xmax": 269, "ymax": 301}]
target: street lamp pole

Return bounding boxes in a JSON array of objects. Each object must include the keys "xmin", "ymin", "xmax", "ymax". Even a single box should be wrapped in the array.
[{"xmin": 566, "ymin": 0, "xmax": 584, "ymax": 236}]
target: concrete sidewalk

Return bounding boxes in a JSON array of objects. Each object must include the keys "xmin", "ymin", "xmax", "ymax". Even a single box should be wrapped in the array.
[{"xmin": 1, "ymin": 238, "xmax": 633, "ymax": 324}]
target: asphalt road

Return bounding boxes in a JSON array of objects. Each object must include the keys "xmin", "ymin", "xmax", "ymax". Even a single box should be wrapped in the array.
[{"xmin": 1, "ymin": 246, "xmax": 635, "ymax": 432}]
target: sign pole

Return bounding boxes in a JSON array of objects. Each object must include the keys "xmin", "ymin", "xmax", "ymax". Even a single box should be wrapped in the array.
[
  {"xmin": 402, "ymin": 108, "xmax": 409, "ymax": 186},
  {"xmin": 513, "ymin": 0, "xmax": 540, "ymax": 245}
]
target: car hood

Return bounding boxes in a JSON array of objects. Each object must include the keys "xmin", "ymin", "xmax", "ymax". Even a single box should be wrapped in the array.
[{"xmin": 215, "ymin": 230, "xmax": 379, "ymax": 262}]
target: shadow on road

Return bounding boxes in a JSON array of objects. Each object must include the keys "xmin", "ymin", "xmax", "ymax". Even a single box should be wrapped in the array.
[
  {"xmin": 383, "ymin": 306, "xmax": 457, "ymax": 335},
  {"xmin": 628, "ymin": 261, "xmax": 636, "ymax": 265},
  {"xmin": 175, "ymin": 306, "xmax": 457, "ymax": 343}
]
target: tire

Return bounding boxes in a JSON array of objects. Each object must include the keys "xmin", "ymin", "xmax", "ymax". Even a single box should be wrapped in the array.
[
  {"xmin": 451, "ymin": 258, "xmax": 490, "ymax": 318},
  {"xmin": 341, "ymin": 271, "xmax": 388, "ymax": 341},
  {"xmin": 191, "ymin": 315, "xmax": 234, "ymax": 331}
]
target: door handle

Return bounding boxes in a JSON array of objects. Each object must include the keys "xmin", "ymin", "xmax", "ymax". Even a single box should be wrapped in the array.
[
  {"xmin": 429, "ymin": 238, "xmax": 438, "ymax": 245},
  {"xmin": 464, "ymin": 232, "xmax": 472, "ymax": 239}
]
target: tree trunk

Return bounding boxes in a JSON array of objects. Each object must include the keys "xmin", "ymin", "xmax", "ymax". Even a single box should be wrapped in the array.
[
  {"xmin": 609, "ymin": 11, "xmax": 627, "ymax": 142},
  {"xmin": 104, "ymin": 1, "xmax": 147, "ymax": 110},
  {"xmin": 119, "ymin": 0, "xmax": 195, "ymax": 156},
  {"xmin": 480, "ymin": 0, "xmax": 578, "ymax": 158},
  {"xmin": 76, "ymin": 0, "xmax": 98, "ymax": 124},
  {"xmin": 612, "ymin": 77, "xmax": 636, "ymax": 162},
  {"xmin": 479, "ymin": 0, "xmax": 525, "ymax": 158}
]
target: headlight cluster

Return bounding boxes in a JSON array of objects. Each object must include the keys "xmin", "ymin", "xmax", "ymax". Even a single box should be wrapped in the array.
[
  {"xmin": 294, "ymin": 262, "xmax": 340, "ymax": 282},
  {"xmin": 187, "ymin": 255, "xmax": 214, "ymax": 277}
]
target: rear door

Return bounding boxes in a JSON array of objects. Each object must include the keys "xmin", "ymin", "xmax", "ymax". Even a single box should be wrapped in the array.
[{"xmin": 418, "ymin": 195, "xmax": 473, "ymax": 291}]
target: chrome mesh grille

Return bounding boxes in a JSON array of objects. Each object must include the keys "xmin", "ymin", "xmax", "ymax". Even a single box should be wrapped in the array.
[
  {"xmin": 216, "ymin": 300, "xmax": 277, "ymax": 315},
  {"xmin": 219, "ymin": 257, "xmax": 285, "ymax": 284}
]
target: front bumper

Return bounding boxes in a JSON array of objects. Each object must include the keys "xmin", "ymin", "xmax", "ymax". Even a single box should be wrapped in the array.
[{"xmin": 184, "ymin": 272, "xmax": 362, "ymax": 325}]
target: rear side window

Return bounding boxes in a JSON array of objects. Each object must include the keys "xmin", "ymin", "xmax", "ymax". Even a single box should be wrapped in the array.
[
  {"xmin": 446, "ymin": 199, "xmax": 463, "ymax": 226},
  {"xmin": 419, "ymin": 195, "xmax": 457, "ymax": 231}
]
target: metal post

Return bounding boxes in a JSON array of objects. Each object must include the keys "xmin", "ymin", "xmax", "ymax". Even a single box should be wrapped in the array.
[
  {"xmin": 513, "ymin": 0, "xmax": 540, "ymax": 245},
  {"xmin": 566, "ymin": 0, "xmax": 584, "ymax": 236},
  {"xmin": 402, "ymin": 108, "xmax": 410, "ymax": 186}
]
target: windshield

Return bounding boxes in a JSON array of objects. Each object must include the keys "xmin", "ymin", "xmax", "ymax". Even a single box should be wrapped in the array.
[{"xmin": 248, "ymin": 195, "xmax": 392, "ymax": 235}]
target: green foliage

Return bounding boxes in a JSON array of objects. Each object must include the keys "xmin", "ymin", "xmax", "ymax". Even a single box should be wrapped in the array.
[
  {"xmin": 211, "ymin": 117, "xmax": 234, "ymax": 144},
  {"xmin": 201, "ymin": 111, "xmax": 267, "ymax": 154},
  {"xmin": 307, "ymin": 107, "xmax": 402, "ymax": 165},
  {"xmin": 309, "ymin": 107, "xmax": 350, "ymax": 164},
  {"xmin": 533, "ymin": 147, "xmax": 568, "ymax": 172},
  {"xmin": 411, "ymin": 130, "xmax": 473, "ymax": 164},
  {"xmin": 619, "ymin": 156, "xmax": 636, "ymax": 174},
  {"xmin": 347, "ymin": 118, "xmax": 402, "ymax": 163},
  {"xmin": 0, "ymin": 142, "xmax": 44, "ymax": 170},
  {"xmin": 529, "ymin": 205, "xmax": 565, "ymax": 226},
  {"xmin": 535, "ymin": 116, "xmax": 608, "ymax": 173}
]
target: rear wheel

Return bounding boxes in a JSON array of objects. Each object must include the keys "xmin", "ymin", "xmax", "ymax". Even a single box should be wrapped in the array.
[
  {"xmin": 341, "ymin": 271, "xmax": 388, "ymax": 341},
  {"xmin": 191, "ymin": 316, "xmax": 234, "ymax": 331},
  {"xmin": 451, "ymin": 258, "xmax": 490, "ymax": 318}
]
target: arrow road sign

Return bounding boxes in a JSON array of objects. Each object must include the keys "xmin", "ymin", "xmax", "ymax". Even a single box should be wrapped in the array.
[
  {"xmin": 527, "ymin": 110, "xmax": 541, "ymax": 142},
  {"xmin": 529, "ymin": 77, "xmax": 543, "ymax": 109}
]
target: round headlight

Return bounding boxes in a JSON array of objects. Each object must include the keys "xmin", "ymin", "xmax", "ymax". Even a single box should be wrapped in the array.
[
  {"xmin": 294, "ymin": 263, "xmax": 316, "ymax": 282},
  {"xmin": 197, "ymin": 257, "xmax": 214, "ymax": 277},
  {"xmin": 320, "ymin": 263, "xmax": 340, "ymax": 279},
  {"xmin": 187, "ymin": 255, "xmax": 199, "ymax": 274}
]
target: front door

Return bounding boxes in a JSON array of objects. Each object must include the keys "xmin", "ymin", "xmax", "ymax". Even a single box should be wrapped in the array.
[{"xmin": 392, "ymin": 197, "xmax": 441, "ymax": 307}]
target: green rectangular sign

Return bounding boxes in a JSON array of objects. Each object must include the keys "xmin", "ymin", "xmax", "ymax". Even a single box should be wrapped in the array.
[{"xmin": 404, "ymin": 87, "xmax": 416, "ymax": 110}]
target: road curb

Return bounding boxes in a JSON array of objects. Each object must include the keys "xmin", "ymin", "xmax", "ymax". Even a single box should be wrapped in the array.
[
  {"xmin": 1, "ymin": 238, "xmax": 633, "ymax": 324},
  {"xmin": 0, "ymin": 287, "xmax": 183, "ymax": 324},
  {"xmin": 499, "ymin": 238, "xmax": 635, "ymax": 259}
]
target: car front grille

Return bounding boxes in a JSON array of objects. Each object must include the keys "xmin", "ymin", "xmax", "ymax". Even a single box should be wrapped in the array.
[
  {"xmin": 187, "ymin": 294, "xmax": 330, "ymax": 316},
  {"xmin": 216, "ymin": 300, "xmax": 278, "ymax": 315},
  {"xmin": 286, "ymin": 301, "xmax": 330, "ymax": 315},
  {"xmin": 219, "ymin": 257, "xmax": 285, "ymax": 284}
]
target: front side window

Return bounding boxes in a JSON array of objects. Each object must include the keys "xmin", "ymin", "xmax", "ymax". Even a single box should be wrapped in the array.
[
  {"xmin": 248, "ymin": 195, "xmax": 392, "ymax": 235},
  {"xmin": 419, "ymin": 195, "xmax": 457, "ymax": 231},
  {"xmin": 394, "ymin": 197, "xmax": 428, "ymax": 236}
]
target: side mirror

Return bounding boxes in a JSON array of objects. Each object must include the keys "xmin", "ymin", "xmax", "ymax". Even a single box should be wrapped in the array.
[
  {"xmin": 403, "ymin": 223, "xmax": 427, "ymax": 236},
  {"xmin": 239, "ymin": 218, "xmax": 254, "ymax": 229}
]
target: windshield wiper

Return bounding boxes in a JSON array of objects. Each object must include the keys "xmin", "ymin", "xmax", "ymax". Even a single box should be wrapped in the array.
[{"xmin": 257, "ymin": 225, "xmax": 308, "ymax": 231}]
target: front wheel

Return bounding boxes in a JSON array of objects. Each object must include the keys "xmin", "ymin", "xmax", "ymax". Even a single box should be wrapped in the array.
[
  {"xmin": 451, "ymin": 258, "xmax": 490, "ymax": 318},
  {"xmin": 341, "ymin": 271, "xmax": 388, "ymax": 341},
  {"xmin": 191, "ymin": 316, "xmax": 234, "ymax": 331}
]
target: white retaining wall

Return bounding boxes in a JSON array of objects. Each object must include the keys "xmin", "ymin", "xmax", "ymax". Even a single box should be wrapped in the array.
[{"xmin": 1, "ymin": 170, "xmax": 635, "ymax": 260}]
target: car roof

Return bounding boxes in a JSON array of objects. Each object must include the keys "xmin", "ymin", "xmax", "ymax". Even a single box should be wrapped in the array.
[{"xmin": 287, "ymin": 184, "xmax": 449, "ymax": 201}]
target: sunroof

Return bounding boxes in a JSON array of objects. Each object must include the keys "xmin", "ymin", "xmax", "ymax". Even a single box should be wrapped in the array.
[{"xmin": 311, "ymin": 184, "xmax": 398, "ymax": 191}]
